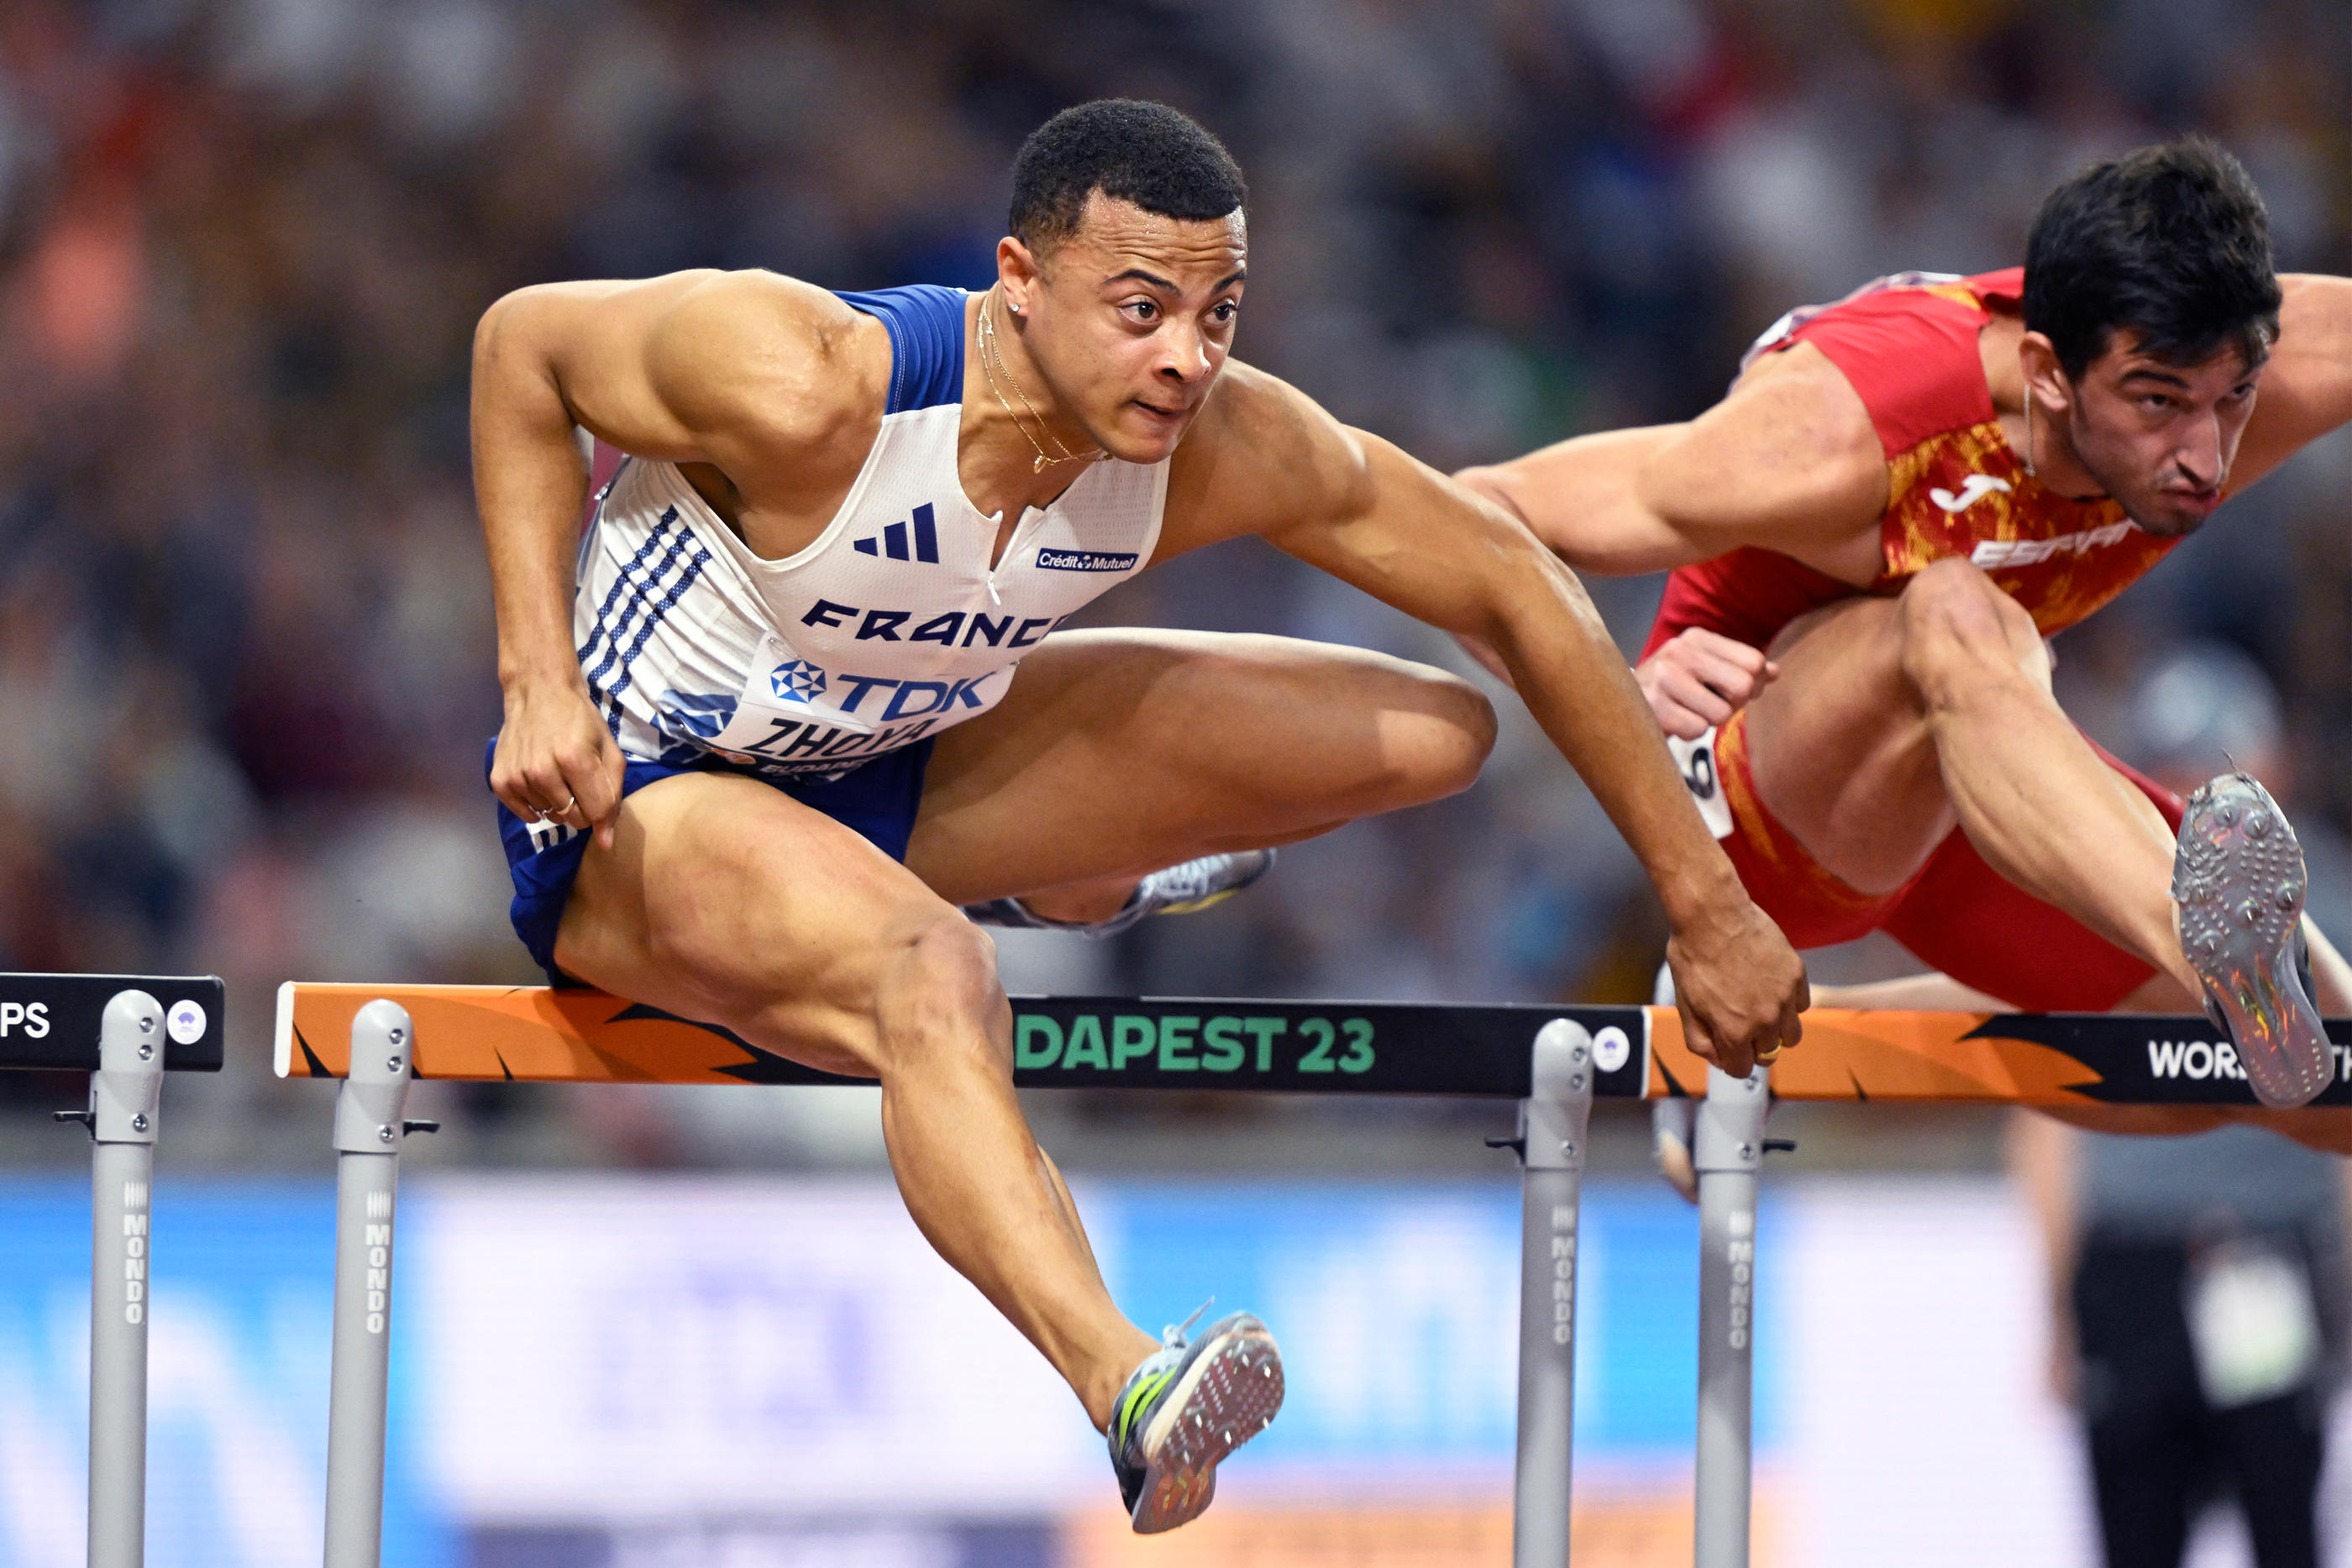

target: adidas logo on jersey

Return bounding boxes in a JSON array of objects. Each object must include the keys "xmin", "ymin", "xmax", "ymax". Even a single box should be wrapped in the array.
[{"xmin": 853, "ymin": 503, "xmax": 940, "ymax": 564}]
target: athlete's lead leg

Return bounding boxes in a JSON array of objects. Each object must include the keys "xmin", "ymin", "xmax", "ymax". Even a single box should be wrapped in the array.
[
  {"xmin": 1744, "ymin": 559, "xmax": 2195, "ymax": 994},
  {"xmin": 1882, "ymin": 560, "xmax": 2324, "ymax": 1102},
  {"xmin": 1896, "ymin": 560, "xmax": 2196, "ymax": 991},
  {"xmin": 555, "ymin": 774, "xmax": 1162, "ymax": 1427}
]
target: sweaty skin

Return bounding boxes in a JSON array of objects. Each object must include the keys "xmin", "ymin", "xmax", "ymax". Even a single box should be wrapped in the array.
[
  {"xmin": 1461, "ymin": 275, "xmax": 2352, "ymax": 1147},
  {"xmin": 471, "ymin": 192, "xmax": 1808, "ymax": 1431}
]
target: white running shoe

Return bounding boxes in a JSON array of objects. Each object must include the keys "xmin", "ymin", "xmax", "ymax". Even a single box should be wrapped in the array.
[
  {"xmin": 2171, "ymin": 773, "xmax": 2334, "ymax": 1108},
  {"xmin": 963, "ymin": 850, "xmax": 1277, "ymax": 938}
]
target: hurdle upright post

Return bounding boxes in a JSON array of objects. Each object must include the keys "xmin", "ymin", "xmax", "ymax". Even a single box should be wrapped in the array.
[
  {"xmin": 78, "ymin": 989, "xmax": 165, "ymax": 1568},
  {"xmin": 1692, "ymin": 1065, "xmax": 1769, "ymax": 1568},
  {"xmin": 1511, "ymin": 1018, "xmax": 1595, "ymax": 1568},
  {"xmin": 323, "ymin": 999, "xmax": 426, "ymax": 1568}
]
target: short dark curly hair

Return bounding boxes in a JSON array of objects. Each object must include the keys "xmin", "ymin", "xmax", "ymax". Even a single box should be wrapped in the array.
[
  {"xmin": 2024, "ymin": 138, "xmax": 2280, "ymax": 381},
  {"xmin": 1008, "ymin": 99, "xmax": 1247, "ymax": 255}
]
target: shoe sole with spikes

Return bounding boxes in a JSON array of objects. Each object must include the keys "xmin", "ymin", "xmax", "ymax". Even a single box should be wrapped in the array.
[
  {"xmin": 1130, "ymin": 1313, "xmax": 1284, "ymax": 1534},
  {"xmin": 2171, "ymin": 773, "xmax": 2334, "ymax": 1109}
]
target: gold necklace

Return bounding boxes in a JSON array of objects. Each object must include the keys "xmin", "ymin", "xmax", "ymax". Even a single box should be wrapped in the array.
[{"xmin": 976, "ymin": 291, "xmax": 1105, "ymax": 474}]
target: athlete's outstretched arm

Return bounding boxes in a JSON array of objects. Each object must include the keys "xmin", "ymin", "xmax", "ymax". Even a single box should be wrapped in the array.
[
  {"xmin": 1452, "ymin": 343, "xmax": 1890, "ymax": 579},
  {"xmin": 1450, "ymin": 343, "xmax": 1889, "ymax": 736},
  {"xmin": 469, "ymin": 270, "xmax": 878, "ymax": 845},
  {"xmin": 1190, "ymin": 372, "xmax": 1807, "ymax": 1072}
]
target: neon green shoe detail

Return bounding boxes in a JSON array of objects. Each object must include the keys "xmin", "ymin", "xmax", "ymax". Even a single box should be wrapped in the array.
[{"xmin": 1106, "ymin": 1304, "xmax": 1284, "ymax": 1534}]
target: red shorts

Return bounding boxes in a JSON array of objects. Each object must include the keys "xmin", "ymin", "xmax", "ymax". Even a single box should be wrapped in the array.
[{"xmin": 1707, "ymin": 707, "xmax": 2186, "ymax": 1012}]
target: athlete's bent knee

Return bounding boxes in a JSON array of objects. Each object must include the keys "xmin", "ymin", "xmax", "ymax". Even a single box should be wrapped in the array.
[
  {"xmin": 1410, "ymin": 675, "xmax": 1498, "ymax": 799},
  {"xmin": 1897, "ymin": 558, "xmax": 2047, "ymax": 709},
  {"xmin": 870, "ymin": 912, "xmax": 1013, "ymax": 1079}
]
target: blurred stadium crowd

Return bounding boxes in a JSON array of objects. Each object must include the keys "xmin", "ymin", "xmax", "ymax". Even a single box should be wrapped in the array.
[{"xmin": 0, "ymin": 0, "xmax": 2344, "ymax": 1167}]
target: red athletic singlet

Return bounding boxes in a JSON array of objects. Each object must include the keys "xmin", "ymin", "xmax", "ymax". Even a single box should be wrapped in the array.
[
  {"xmin": 1642, "ymin": 269, "xmax": 2180, "ymax": 661},
  {"xmin": 1645, "ymin": 270, "xmax": 2185, "ymax": 1011}
]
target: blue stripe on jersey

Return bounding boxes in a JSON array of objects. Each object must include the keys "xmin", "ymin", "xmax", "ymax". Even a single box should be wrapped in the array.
[
  {"xmin": 602, "ymin": 539, "xmax": 711, "ymax": 708},
  {"xmin": 834, "ymin": 285, "xmax": 966, "ymax": 413},
  {"xmin": 591, "ymin": 528, "xmax": 694, "ymax": 700},
  {"xmin": 582, "ymin": 511, "xmax": 701, "ymax": 729},
  {"xmin": 578, "ymin": 510, "xmax": 681, "ymax": 670}
]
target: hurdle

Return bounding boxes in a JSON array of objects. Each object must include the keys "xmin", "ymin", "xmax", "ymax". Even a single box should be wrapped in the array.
[
  {"xmin": 274, "ymin": 983, "xmax": 2349, "ymax": 1567},
  {"xmin": 0, "ymin": 973, "xmax": 226, "ymax": 1568}
]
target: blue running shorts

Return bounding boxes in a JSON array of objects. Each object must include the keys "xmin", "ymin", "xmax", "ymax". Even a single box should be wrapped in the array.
[{"xmin": 489, "ymin": 737, "xmax": 936, "ymax": 984}]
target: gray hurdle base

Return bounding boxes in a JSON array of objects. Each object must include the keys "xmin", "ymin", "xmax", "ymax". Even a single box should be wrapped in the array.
[
  {"xmin": 323, "ymin": 1000, "xmax": 433, "ymax": 1568},
  {"xmin": 1693, "ymin": 1067, "xmax": 1772, "ymax": 1568},
  {"xmin": 1511, "ymin": 1019, "xmax": 1596, "ymax": 1568},
  {"xmin": 1, "ymin": 971, "xmax": 227, "ymax": 1568},
  {"xmin": 77, "ymin": 993, "xmax": 165, "ymax": 1568}
]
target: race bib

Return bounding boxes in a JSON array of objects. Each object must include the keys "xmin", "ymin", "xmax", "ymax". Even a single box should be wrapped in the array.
[
  {"xmin": 1669, "ymin": 727, "xmax": 1735, "ymax": 841},
  {"xmin": 706, "ymin": 633, "xmax": 875, "ymax": 759}
]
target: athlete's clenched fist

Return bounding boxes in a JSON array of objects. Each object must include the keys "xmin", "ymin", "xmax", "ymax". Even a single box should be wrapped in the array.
[
  {"xmin": 1636, "ymin": 628, "xmax": 1777, "ymax": 741},
  {"xmin": 490, "ymin": 682, "xmax": 625, "ymax": 850}
]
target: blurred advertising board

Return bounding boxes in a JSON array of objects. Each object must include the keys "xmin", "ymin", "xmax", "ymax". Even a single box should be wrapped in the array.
[
  {"xmin": 407, "ymin": 1177, "xmax": 1746, "ymax": 1524},
  {"xmin": 0, "ymin": 1181, "xmax": 447, "ymax": 1568},
  {"xmin": 0, "ymin": 1172, "xmax": 2152, "ymax": 1566}
]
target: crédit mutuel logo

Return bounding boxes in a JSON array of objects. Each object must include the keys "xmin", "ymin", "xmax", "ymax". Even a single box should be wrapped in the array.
[{"xmin": 1036, "ymin": 548, "xmax": 1139, "ymax": 572}]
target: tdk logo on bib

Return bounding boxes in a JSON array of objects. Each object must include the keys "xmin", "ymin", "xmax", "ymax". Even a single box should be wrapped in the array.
[
  {"xmin": 1037, "ymin": 548, "xmax": 1139, "ymax": 572},
  {"xmin": 768, "ymin": 660, "xmax": 827, "ymax": 702}
]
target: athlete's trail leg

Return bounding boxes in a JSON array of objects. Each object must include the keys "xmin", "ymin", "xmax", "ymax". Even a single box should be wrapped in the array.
[
  {"xmin": 911, "ymin": 628, "xmax": 1494, "ymax": 909},
  {"xmin": 554, "ymin": 775, "xmax": 1158, "ymax": 1428}
]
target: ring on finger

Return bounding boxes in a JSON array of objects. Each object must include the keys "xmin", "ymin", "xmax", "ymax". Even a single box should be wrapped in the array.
[{"xmin": 1756, "ymin": 1040, "xmax": 1783, "ymax": 1064}]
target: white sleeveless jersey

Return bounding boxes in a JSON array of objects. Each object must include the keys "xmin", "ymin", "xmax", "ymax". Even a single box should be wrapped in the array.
[{"xmin": 574, "ymin": 286, "xmax": 1168, "ymax": 780}]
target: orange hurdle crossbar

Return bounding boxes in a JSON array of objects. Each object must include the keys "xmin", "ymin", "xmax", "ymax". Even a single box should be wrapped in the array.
[{"xmin": 272, "ymin": 982, "xmax": 2348, "ymax": 1106}]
